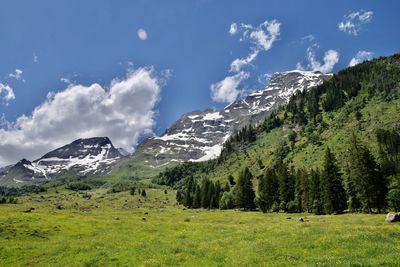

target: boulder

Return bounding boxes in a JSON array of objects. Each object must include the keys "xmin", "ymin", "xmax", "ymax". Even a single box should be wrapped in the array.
[{"xmin": 385, "ymin": 212, "xmax": 400, "ymax": 222}]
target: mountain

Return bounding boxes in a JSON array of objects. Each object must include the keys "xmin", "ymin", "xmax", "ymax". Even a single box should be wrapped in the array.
[
  {"xmin": 0, "ymin": 71, "xmax": 330, "ymax": 186},
  {"xmin": 132, "ymin": 70, "xmax": 330, "ymax": 168},
  {"xmin": 0, "ymin": 137, "xmax": 123, "ymax": 187},
  {"xmin": 156, "ymin": 53, "xmax": 400, "ymax": 189}
]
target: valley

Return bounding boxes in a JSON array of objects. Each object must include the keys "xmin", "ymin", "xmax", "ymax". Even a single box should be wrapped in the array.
[
  {"xmin": 0, "ymin": 43, "xmax": 399, "ymax": 267},
  {"xmin": 0, "ymin": 188, "xmax": 399, "ymax": 266}
]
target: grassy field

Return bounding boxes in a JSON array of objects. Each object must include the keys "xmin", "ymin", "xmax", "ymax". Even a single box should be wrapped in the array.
[{"xmin": 0, "ymin": 188, "xmax": 399, "ymax": 266}]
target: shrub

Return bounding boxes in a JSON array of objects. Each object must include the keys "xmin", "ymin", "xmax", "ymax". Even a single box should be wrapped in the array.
[
  {"xmin": 141, "ymin": 189, "xmax": 147, "ymax": 197},
  {"xmin": 286, "ymin": 201, "xmax": 298, "ymax": 213},
  {"xmin": 65, "ymin": 182, "xmax": 91, "ymax": 191},
  {"xmin": 279, "ymin": 201, "xmax": 287, "ymax": 212},
  {"xmin": 130, "ymin": 187, "xmax": 136, "ymax": 195},
  {"xmin": 271, "ymin": 201, "xmax": 280, "ymax": 212},
  {"xmin": 219, "ymin": 191, "xmax": 235, "ymax": 210}
]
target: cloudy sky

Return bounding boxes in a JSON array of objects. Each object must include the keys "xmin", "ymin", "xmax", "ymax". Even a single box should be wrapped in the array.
[{"xmin": 0, "ymin": 0, "xmax": 399, "ymax": 165}]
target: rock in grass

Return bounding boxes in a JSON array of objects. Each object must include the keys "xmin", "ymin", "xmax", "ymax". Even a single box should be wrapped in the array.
[
  {"xmin": 297, "ymin": 218, "xmax": 304, "ymax": 222},
  {"xmin": 385, "ymin": 212, "xmax": 400, "ymax": 222}
]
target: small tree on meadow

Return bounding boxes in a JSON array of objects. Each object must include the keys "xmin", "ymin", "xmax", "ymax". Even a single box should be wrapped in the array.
[{"xmin": 141, "ymin": 189, "xmax": 147, "ymax": 197}]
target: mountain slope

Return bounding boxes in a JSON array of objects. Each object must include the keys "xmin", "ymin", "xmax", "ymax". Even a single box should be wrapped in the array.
[
  {"xmin": 119, "ymin": 70, "xmax": 329, "ymax": 179},
  {"xmin": 0, "ymin": 137, "xmax": 123, "ymax": 187},
  {"xmin": 155, "ymin": 53, "xmax": 400, "ymax": 187}
]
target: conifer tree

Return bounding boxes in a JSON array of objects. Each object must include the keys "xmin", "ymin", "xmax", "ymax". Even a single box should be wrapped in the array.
[
  {"xmin": 212, "ymin": 181, "xmax": 221, "ymax": 209},
  {"xmin": 321, "ymin": 148, "xmax": 347, "ymax": 214},
  {"xmin": 236, "ymin": 167, "xmax": 256, "ymax": 210},
  {"xmin": 376, "ymin": 129, "xmax": 400, "ymax": 176},
  {"xmin": 257, "ymin": 167, "xmax": 279, "ymax": 212},
  {"xmin": 276, "ymin": 160, "xmax": 294, "ymax": 210},
  {"xmin": 200, "ymin": 178, "xmax": 211, "ymax": 208},
  {"xmin": 183, "ymin": 177, "xmax": 194, "ymax": 208},
  {"xmin": 294, "ymin": 168, "xmax": 309, "ymax": 212},
  {"xmin": 309, "ymin": 168, "xmax": 324, "ymax": 214},
  {"xmin": 193, "ymin": 184, "xmax": 201, "ymax": 209},
  {"xmin": 348, "ymin": 134, "xmax": 387, "ymax": 213}
]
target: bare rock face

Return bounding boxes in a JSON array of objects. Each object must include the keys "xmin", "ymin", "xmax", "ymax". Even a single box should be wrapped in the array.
[
  {"xmin": 135, "ymin": 70, "xmax": 330, "ymax": 167},
  {"xmin": 385, "ymin": 212, "xmax": 400, "ymax": 222}
]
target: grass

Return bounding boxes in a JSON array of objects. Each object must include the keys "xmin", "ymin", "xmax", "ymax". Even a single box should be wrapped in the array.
[{"xmin": 1, "ymin": 188, "xmax": 399, "ymax": 266}]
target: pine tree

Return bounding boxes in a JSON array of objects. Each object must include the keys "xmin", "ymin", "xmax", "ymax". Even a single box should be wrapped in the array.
[
  {"xmin": 343, "ymin": 164, "xmax": 361, "ymax": 212},
  {"xmin": 208, "ymin": 181, "xmax": 215, "ymax": 209},
  {"xmin": 376, "ymin": 129, "xmax": 400, "ymax": 176},
  {"xmin": 236, "ymin": 167, "xmax": 256, "ymax": 210},
  {"xmin": 257, "ymin": 167, "xmax": 279, "ymax": 212},
  {"xmin": 183, "ymin": 177, "xmax": 194, "ymax": 208},
  {"xmin": 348, "ymin": 134, "xmax": 387, "ymax": 213},
  {"xmin": 321, "ymin": 148, "xmax": 347, "ymax": 214},
  {"xmin": 212, "ymin": 181, "xmax": 221, "ymax": 209},
  {"xmin": 276, "ymin": 160, "xmax": 294, "ymax": 210},
  {"xmin": 200, "ymin": 178, "xmax": 211, "ymax": 209},
  {"xmin": 309, "ymin": 168, "xmax": 324, "ymax": 214},
  {"xmin": 193, "ymin": 184, "xmax": 201, "ymax": 209},
  {"xmin": 257, "ymin": 175, "xmax": 268, "ymax": 213},
  {"xmin": 294, "ymin": 168, "xmax": 309, "ymax": 212}
]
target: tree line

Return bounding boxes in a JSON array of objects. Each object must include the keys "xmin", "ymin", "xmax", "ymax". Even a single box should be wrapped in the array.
[{"xmin": 177, "ymin": 130, "xmax": 400, "ymax": 213}]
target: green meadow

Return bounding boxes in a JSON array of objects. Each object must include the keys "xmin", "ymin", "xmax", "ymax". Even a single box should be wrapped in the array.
[{"xmin": 0, "ymin": 188, "xmax": 399, "ymax": 266}]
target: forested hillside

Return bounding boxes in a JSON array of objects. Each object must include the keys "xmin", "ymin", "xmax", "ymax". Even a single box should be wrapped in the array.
[{"xmin": 156, "ymin": 53, "xmax": 400, "ymax": 214}]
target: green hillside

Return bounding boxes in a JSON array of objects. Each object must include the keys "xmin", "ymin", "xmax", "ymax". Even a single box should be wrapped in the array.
[{"xmin": 157, "ymin": 53, "xmax": 400, "ymax": 213}]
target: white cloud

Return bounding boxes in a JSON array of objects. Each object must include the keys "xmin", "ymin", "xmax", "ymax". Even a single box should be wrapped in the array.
[
  {"xmin": 229, "ymin": 23, "xmax": 238, "ymax": 35},
  {"xmin": 212, "ymin": 19, "xmax": 281, "ymax": 103},
  {"xmin": 229, "ymin": 20, "xmax": 281, "ymax": 72},
  {"xmin": 338, "ymin": 10, "xmax": 373, "ymax": 36},
  {"xmin": 0, "ymin": 67, "xmax": 164, "ymax": 166},
  {"xmin": 0, "ymin": 83, "xmax": 15, "ymax": 105},
  {"xmin": 60, "ymin": 77, "xmax": 73, "ymax": 84},
  {"xmin": 297, "ymin": 45, "xmax": 339, "ymax": 73},
  {"xmin": 349, "ymin": 50, "xmax": 374, "ymax": 66},
  {"xmin": 210, "ymin": 72, "xmax": 249, "ymax": 103},
  {"xmin": 301, "ymin": 34, "xmax": 315, "ymax": 43},
  {"xmin": 8, "ymin": 69, "xmax": 23, "ymax": 80},
  {"xmin": 247, "ymin": 20, "xmax": 281, "ymax": 51},
  {"xmin": 230, "ymin": 49, "xmax": 259, "ymax": 73}
]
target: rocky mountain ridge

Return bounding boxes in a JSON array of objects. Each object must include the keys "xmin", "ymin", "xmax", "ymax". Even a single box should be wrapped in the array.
[
  {"xmin": 134, "ymin": 70, "xmax": 331, "ymax": 167},
  {"xmin": 0, "ymin": 137, "xmax": 123, "ymax": 186}
]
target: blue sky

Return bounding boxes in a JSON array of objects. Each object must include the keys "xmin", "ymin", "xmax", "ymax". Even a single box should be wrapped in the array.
[{"xmin": 0, "ymin": 0, "xmax": 399, "ymax": 165}]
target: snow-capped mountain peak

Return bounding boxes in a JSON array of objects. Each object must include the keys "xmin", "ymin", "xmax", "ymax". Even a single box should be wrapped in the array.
[
  {"xmin": 134, "ymin": 70, "xmax": 330, "ymax": 167},
  {"xmin": 0, "ymin": 137, "xmax": 123, "ymax": 186}
]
